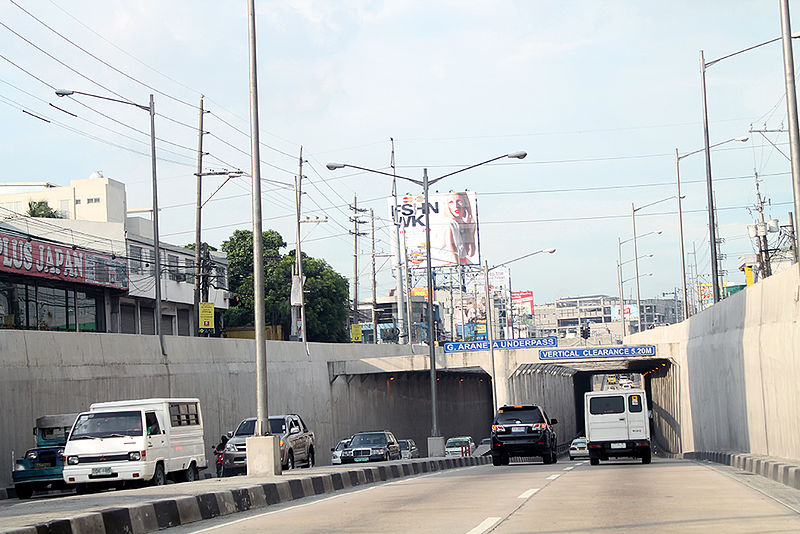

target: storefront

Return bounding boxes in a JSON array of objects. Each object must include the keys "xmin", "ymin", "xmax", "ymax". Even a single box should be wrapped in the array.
[{"xmin": 0, "ymin": 231, "xmax": 128, "ymax": 332}]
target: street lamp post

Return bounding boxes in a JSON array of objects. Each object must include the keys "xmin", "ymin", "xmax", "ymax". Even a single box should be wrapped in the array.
[
  {"xmin": 616, "ymin": 250, "xmax": 653, "ymax": 338},
  {"xmin": 56, "ymin": 89, "xmax": 165, "ymax": 356},
  {"xmin": 327, "ymin": 151, "xmax": 527, "ymax": 448},
  {"xmin": 484, "ymin": 248, "xmax": 555, "ymax": 412},
  {"xmin": 619, "ymin": 227, "xmax": 661, "ymax": 334},
  {"xmin": 632, "ymin": 197, "xmax": 673, "ymax": 330},
  {"xmin": 675, "ymin": 137, "xmax": 748, "ymax": 319}
]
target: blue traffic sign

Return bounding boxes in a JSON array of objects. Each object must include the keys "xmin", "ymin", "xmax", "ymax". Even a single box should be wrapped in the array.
[
  {"xmin": 538, "ymin": 345, "xmax": 656, "ymax": 360},
  {"xmin": 443, "ymin": 336, "xmax": 557, "ymax": 354}
]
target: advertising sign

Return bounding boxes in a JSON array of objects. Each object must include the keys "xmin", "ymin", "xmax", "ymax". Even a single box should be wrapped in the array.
[
  {"xmin": 455, "ymin": 322, "xmax": 487, "ymax": 341},
  {"xmin": 512, "ymin": 291, "xmax": 534, "ymax": 315},
  {"xmin": 611, "ymin": 304, "xmax": 639, "ymax": 322},
  {"xmin": 389, "ymin": 191, "xmax": 480, "ymax": 268},
  {"xmin": 539, "ymin": 345, "xmax": 656, "ymax": 360},
  {"xmin": 0, "ymin": 232, "xmax": 128, "ymax": 290},
  {"xmin": 698, "ymin": 283, "xmax": 713, "ymax": 310},
  {"xmin": 351, "ymin": 323, "xmax": 362, "ymax": 343},
  {"xmin": 444, "ymin": 336, "xmax": 557, "ymax": 354},
  {"xmin": 198, "ymin": 302, "xmax": 215, "ymax": 333},
  {"xmin": 410, "ymin": 287, "xmax": 429, "ymax": 301}
]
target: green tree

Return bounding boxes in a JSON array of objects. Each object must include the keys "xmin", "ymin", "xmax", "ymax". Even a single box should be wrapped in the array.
[
  {"xmin": 219, "ymin": 229, "xmax": 349, "ymax": 342},
  {"xmin": 26, "ymin": 200, "xmax": 61, "ymax": 218}
]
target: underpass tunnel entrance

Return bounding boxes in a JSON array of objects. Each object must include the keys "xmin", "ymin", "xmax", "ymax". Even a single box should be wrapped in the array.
[{"xmin": 569, "ymin": 358, "xmax": 674, "ymax": 441}]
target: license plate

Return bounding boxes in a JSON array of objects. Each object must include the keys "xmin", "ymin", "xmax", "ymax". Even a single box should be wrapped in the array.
[
  {"xmin": 610, "ymin": 443, "xmax": 626, "ymax": 449},
  {"xmin": 512, "ymin": 426, "xmax": 526, "ymax": 433},
  {"xmin": 354, "ymin": 457, "xmax": 368, "ymax": 462},
  {"xmin": 91, "ymin": 467, "xmax": 112, "ymax": 475}
]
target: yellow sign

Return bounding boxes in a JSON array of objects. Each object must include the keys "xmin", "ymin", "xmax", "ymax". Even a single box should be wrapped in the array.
[
  {"xmin": 351, "ymin": 324, "xmax": 363, "ymax": 343},
  {"xmin": 198, "ymin": 302, "xmax": 215, "ymax": 332},
  {"xmin": 410, "ymin": 287, "xmax": 429, "ymax": 301},
  {"xmin": 745, "ymin": 266, "xmax": 754, "ymax": 286}
]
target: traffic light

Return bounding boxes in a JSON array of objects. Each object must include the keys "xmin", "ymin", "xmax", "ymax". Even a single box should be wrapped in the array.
[{"xmin": 580, "ymin": 325, "xmax": 590, "ymax": 339}]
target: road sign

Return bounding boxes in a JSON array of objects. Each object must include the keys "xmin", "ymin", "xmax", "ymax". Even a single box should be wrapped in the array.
[
  {"xmin": 443, "ymin": 336, "xmax": 557, "ymax": 354},
  {"xmin": 539, "ymin": 345, "xmax": 656, "ymax": 360},
  {"xmin": 198, "ymin": 302, "xmax": 215, "ymax": 334}
]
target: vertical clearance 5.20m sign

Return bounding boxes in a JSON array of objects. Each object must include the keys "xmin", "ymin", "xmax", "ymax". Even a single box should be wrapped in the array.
[{"xmin": 388, "ymin": 191, "xmax": 481, "ymax": 268}]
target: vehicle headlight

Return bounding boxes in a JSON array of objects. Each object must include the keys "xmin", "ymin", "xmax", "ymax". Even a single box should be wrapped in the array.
[
  {"xmin": 224, "ymin": 442, "xmax": 236, "ymax": 453},
  {"xmin": 128, "ymin": 451, "xmax": 142, "ymax": 461},
  {"xmin": 374, "ymin": 448, "xmax": 386, "ymax": 455},
  {"xmin": 67, "ymin": 456, "xmax": 79, "ymax": 465},
  {"xmin": 25, "ymin": 450, "xmax": 37, "ymax": 461},
  {"xmin": 341, "ymin": 450, "xmax": 353, "ymax": 457},
  {"xmin": 57, "ymin": 448, "xmax": 64, "ymax": 457},
  {"xmin": 14, "ymin": 462, "xmax": 25, "ymax": 471}
]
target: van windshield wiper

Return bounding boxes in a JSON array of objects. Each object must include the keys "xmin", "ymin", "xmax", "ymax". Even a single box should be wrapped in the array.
[
  {"xmin": 70, "ymin": 435, "xmax": 100, "ymax": 440},
  {"xmin": 106, "ymin": 433, "xmax": 134, "ymax": 438}
]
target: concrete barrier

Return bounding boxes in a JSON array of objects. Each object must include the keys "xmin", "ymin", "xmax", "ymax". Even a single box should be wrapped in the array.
[
  {"xmin": 0, "ymin": 457, "xmax": 490, "ymax": 534},
  {"xmin": 688, "ymin": 450, "xmax": 800, "ymax": 491}
]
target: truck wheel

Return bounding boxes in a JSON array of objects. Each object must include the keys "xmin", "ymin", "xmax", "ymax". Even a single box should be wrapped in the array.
[
  {"xmin": 303, "ymin": 447, "xmax": 315, "ymax": 468},
  {"xmin": 641, "ymin": 449, "xmax": 652, "ymax": 464},
  {"xmin": 152, "ymin": 463, "xmax": 166, "ymax": 486},
  {"xmin": 15, "ymin": 485, "xmax": 33, "ymax": 500}
]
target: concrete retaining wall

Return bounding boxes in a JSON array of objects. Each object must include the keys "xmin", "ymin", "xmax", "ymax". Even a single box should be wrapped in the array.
[
  {"xmin": 0, "ymin": 333, "xmax": 491, "ymax": 489},
  {"xmin": 507, "ymin": 363, "xmax": 577, "ymax": 446},
  {"xmin": 630, "ymin": 263, "xmax": 800, "ymax": 462}
]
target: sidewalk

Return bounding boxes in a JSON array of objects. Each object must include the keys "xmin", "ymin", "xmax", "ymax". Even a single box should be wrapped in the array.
[
  {"xmin": 684, "ymin": 450, "xmax": 800, "ymax": 490},
  {"xmin": 1, "ymin": 456, "xmax": 489, "ymax": 534}
]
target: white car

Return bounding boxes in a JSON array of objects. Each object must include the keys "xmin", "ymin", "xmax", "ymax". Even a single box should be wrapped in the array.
[
  {"xmin": 569, "ymin": 437, "xmax": 589, "ymax": 460},
  {"xmin": 330, "ymin": 439, "xmax": 350, "ymax": 465},
  {"xmin": 444, "ymin": 436, "xmax": 476, "ymax": 457}
]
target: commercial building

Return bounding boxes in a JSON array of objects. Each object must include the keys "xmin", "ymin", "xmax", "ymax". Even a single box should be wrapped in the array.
[{"xmin": 0, "ymin": 173, "xmax": 229, "ymax": 335}]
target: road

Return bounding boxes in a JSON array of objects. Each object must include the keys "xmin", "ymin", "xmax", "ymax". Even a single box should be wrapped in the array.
[{"xmin": 164, "ymin": 458, "xmax": 800, "ymax": 534}]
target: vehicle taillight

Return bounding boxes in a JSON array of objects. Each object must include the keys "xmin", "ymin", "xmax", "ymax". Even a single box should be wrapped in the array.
[
  {"xmin": 531, "ymin": 423, "xmax": 546, "ymax": 430},
  {"xmin": 491, "ymin": 424, "xmax": 505, "ymax": 432}
]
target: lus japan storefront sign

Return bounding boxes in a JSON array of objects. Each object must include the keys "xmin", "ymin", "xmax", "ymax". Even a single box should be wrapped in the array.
[{"xmin": 0, "ymin": 232, "xmax": 128, "ymax": 290}]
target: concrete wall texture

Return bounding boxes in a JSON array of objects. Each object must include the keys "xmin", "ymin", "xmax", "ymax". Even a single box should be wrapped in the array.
[
  {"xmin": 630, "ymin": 263, "xmax": 800, "ymax": 461},
  {"xmin": 0, "ymin": 332, "xmax": 492, "ymax": 488},
  {"xmin": 508, "ymin": 364, "xmax": 578, "ymax": 444}
]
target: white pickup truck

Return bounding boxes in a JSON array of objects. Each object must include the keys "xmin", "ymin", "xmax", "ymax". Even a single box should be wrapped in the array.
[{"xmin": 584, "ymin": 389, "xmax": 651, "ymax": 465}]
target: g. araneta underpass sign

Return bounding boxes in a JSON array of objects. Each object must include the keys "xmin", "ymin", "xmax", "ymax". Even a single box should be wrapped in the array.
[
  {"xmin": 539, "ymin": 345, "xmax": 656, "ymax": 360},
  {"xmin": 443, "ymin": 336, "xmax": 557, "ymax": 353}
]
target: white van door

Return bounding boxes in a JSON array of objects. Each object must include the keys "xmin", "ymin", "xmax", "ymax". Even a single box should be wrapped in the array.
[
  {"xmin": 587, "ymin": 394, "xmax": 628, "ymax": 442},
  {"xmin": 145, "ymin": 411, "xmax": 168, "ymax": 473},
  {"xmin": 625, "ymin": 393, "xmax": 648, "ymax": 441}
]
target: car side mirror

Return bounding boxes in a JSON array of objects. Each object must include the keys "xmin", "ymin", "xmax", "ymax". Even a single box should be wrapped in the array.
[
  {"xmin": 331, "ymin": 448, "xmax": 335, "ymax": 452},
  {"xmin": 227, "ymin": 431, "xmax": 233, "ymax": 438},
  {"xmin": 551, "ymin": 418, "xmax": 558, "ymax": 425}
]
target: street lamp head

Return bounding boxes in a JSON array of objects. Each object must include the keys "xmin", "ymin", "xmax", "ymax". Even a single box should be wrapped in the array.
[
  {"xmin": 326, "ymin": 163, "xmax": 346, "ymax": 171},
  {"xmin": 734, "ymin": 136, "xmax": 748, "ymax": 142},
  {"xmin": 55, "ymin": 89, "xmax": 74, "ymax": 97},
  {"xmin": 543, "ymin": 248, "xmax": 556, "ymax": 254},
  {"xmin": 507, "ymin": 151, "xmax": 527, "ymax": 160},
  {"xmin": 645, "ymin": 272, "xmax": 654, "ymax": 277},
  {"xmin": 655, "ymin": 230, "xmax": 663, "ymax": 235}
]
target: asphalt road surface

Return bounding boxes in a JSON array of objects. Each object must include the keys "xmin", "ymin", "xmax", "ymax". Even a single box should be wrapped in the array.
[{"xmin": 163, "ymin": 457, "xmax": 800, "ymax": 533}]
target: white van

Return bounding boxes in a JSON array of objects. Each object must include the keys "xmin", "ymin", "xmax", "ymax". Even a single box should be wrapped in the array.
[
  {"xmin": 63, "ymin": 398, "xmax": 207, "ymax": 489},
  {"xmin": 584, "ymin": 389, "xmax": 651, "ymax": 465}
]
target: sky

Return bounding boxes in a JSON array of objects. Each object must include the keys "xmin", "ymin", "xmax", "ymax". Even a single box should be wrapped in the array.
[{"xmin": 0, "ymin": 0, "xmax": 797, "ymax": 306}]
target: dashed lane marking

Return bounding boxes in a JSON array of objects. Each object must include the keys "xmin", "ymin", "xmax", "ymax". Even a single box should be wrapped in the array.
[
  {"xmin": 465, "ymin": 517, "xmax": 501, "ymax": 534},
  {"xmin": 518, "ymin": 488, "xmax": 540, "ymax": 499},
  {"xmin": 546, "ymin": 474, "xmax": 561, "ymax": 480},
  {"xmin": 563, "ymin": 466, "xmax": 575, "ymax": 471}
]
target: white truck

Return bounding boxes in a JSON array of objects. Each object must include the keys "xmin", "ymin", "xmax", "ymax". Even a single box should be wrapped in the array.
[
  {"xmin": 63, "ymin": 398, "xmax": 207, "ymax": 490},
  {"xmin": 584, "ymin": 389, "xmax": 651, "ymax": 465}
]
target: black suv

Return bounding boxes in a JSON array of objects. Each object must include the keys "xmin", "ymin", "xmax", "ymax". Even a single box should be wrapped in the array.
[
  {"xmin": 490, "ymin": 405, "xmax": 558, "ymax": 466},
  {"xmin": 339, "ymin": 430, "xmax": 401, "ymax": 463}
]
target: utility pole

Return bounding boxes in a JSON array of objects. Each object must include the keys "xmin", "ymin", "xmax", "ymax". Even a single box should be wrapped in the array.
[
  {"xmin": 291, "ymin": 148, "xmax": 308, "ymax": 344},
  {"xmin": 713, "ymin": 193, "xmax": 727, "ymax": 297},
  {"xmin": 692, "ymin": 241, "xmax": 700, "ymax": 313},
  {"xmin": 390, "ymin": 139, "xmax": 407, "ymax": 344},
  {"xmin": 458, "ymin": 265, "xmax": 465, "ymax": 341},
  {"xmin": 350, "ymin": 195, "xmax": 366, "ymax": 334},
  {"xmin": 449, "ymin": 267, "xmax": 455, "ymax": 341},
  {"xmin": 370, "ymin": 209, "xmax": 378, "ymax": 343},
  {"xmin": 751, "ymin": 172, "xmax": 772, "ymax": 278},
  {"xmin": 193, "ymin": 97, "xmax": 205, "ymax": 336},
  {"xmin": 402, "ymin": 232, "xmax": 414, "ymax": 344}
]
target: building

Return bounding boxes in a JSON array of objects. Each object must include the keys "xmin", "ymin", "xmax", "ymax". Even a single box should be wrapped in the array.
[{"xmin": 0, "ymin": 173, "xmax": 228, "ymax": 336}]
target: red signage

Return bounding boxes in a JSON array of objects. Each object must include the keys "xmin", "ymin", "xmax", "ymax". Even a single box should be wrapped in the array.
[
  {"xmin": 511, "ymin": 291, "xmax": 534, "ymax": 314},
  {"xmin": 0, "ymin": 232, "xmax": 128, "ymax": 290}
]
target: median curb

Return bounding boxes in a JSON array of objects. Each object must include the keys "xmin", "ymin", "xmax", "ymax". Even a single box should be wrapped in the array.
[
  {"xmin": 686, "ymin": 451, "xmax": 800, "ymax": 490},
  {"xmin": 0, "ymin": 456, "xmax": 490, "ymax": 534}
]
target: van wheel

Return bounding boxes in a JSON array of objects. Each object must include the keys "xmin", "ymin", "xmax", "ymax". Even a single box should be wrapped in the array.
[
  {"xmin": 15, "ymin": 485, "xmax": 33, "ymax": 500},
  {"xmin": 590, "ymin": 457, "xmax": 599, "ymax": 466},
  {"xmin": 152, "ymin": 463, "xmax": 166, "ymax": 486},
  {"xmin": 492, "ymin": 455, "xmax": 502, "ymax": 466},
  {"xmin": 641, "ymin": 449, "xmax": 652, "ymax": 464},
  {"xmin": 184, "ymin": 463, "xmax": 198, "ymax": 482},
  {"xmin": 501, "ymin": 455, "xmax": 510, "ymax": 465},
  {"xmin": 542, "ymin": 452, "xmax": 553, "ymax": 465}
]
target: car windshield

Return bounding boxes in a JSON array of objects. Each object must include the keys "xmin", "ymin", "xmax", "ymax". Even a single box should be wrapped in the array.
[
  {"xmin": 399, "ymin": 440, "xmax": 410, "ymax": 450},
  {"xmin": 335, "ymin": 440, "xmax": 349, "ymax": 451},
  {"xmin": 572, "ymin": 439, "xmax": 587, "ymax": 445},
  {"xmin": 70, "ymin": 411, "xmax": 142, "ymax": 439},
  {"xmin": 234, "ymin": 418, "xmax": 284, "ymax": 436},
  {"xmin": 350, "ymin": 433, "xmax": 386, "ymax": 447},
  {"xmin": 495, "ymin": 408, "xmax": 544, "ymax": 424},
  {"xmin": 446, "ymin": 438, "xmax": 469, "ymax": 447}
]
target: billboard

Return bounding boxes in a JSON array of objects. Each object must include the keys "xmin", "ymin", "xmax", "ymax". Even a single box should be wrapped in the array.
[
  {"xmin": 389, "ymin": 191, "xmax": 480, "ymax": 268},
  {"xmin": 512, "ymin": 291, "xmax": 534, "ymax": 315},
  {"xmin": 611, "ymin": 304, "xmax": 639, "ymax": 322}
]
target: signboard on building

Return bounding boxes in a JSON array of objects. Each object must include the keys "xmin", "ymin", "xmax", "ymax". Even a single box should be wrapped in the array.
[
  {"xmin": 351, "ymin": 323, "xmax": 362, "ymax": 343},
  {"xmin": 539, "ymin": 345, "xmax": 656, "ymax": 360},
  {"xmin": 198, "ymin": 302, "xmax": 215, "ymax": 333},
  {"xmin": 410, "ymin": 287, "xmax": 429, "ymax": 301},
  {"xmin": 388, "ymin": 191, "xmax": 481, "ymax": 268},
  {"xmin": 611, "ymin": 304, "xmax": 639, "ymax": 322},
  {"xmin": 443, "ymin": 336, "xmax": 558, "ymax": 354},
  {"xmin": 0, "ymin": 232, "xmax": 128, "ymax": 290},
  {"xmin": 512, "ymin": 291, "xmax": 534, "ymax": 315}
]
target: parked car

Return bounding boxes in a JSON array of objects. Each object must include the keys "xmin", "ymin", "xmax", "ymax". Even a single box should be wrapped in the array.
[
  {"xmin": 569, "ymin": 437, "xmax": 589, "ymax": 460},
  {"xmin": 490, "ymin": 404, "xmax": 558, "ymax": 466},
  {"xmin": 330, "ymin": 438, "xmax": 351, "ymax": 465},
  {"xmin": 340, "ymin": 431, "xmax": 401, "ymax": 463},
  {"xmin": 398, "ymin": 439, "xmax": 419, "ymax": 459},
  {"xmin": 63, "ymin": 398, "xmax": 207, "ymax": 491},
  {"xmin": 223, "ymin": 414, "xmax": 315, "ymax": 475},
  {"xmin": 445, "ymin": 436, "xmax": 476, "ymax": 457},
  {"xmin": 13, "ymin": 413, "xmax": 77, "ymax": 499}
]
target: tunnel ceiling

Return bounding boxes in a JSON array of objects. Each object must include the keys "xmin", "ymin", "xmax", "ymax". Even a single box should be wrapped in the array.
[{"xmin": 554, "ymin": 358, "xmax": 672, "ymax": 374}]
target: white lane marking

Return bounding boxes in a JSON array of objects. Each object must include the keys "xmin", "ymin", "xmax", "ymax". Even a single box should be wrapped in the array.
[
  {"xmin": 563, "ymin": 466, "xmax": 575, "ymax": 471},
  {"xmin": 546, "ymin": 474, "xmax": 561, "ymax": 480},
  {"xmin": 466, "ymin": 517, "xmax": 501, "ymax": 534},
  {"xmin": 518, "ymin": 488, "xmax": 540, "ymax": 499}
]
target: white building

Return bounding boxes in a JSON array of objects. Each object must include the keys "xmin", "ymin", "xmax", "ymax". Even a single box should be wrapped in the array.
[{"xmin": 0, "ymin": 173, "xmax": 228, "ymax": 336}]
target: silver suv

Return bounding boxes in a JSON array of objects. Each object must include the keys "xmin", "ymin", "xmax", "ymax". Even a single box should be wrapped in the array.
[{"xmin": 223, "ymin": 414, "xmax": 315, "ymax": 475}]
